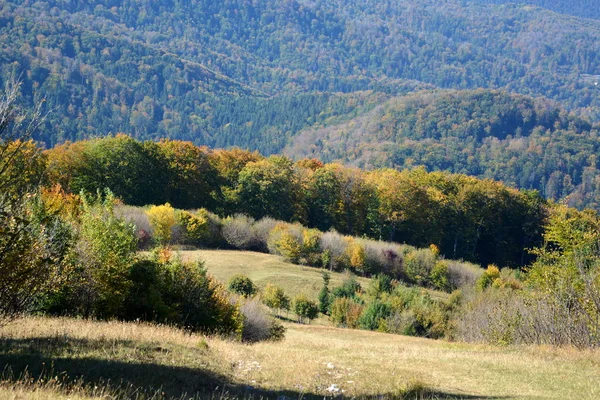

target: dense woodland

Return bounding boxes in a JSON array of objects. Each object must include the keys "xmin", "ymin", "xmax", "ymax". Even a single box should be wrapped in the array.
[
  {"xmin": 0, "ymin": 0, "xmax": 599, "ymax": 140},
  {"xmin": 43, "ymin": 135, "xmax": 548, "ymax": 268},
  {"xmin": 1, "ymin": 76, "xmax": 600, "ymax": 349},
  {"xmin": 470, "ymin": 0, "xmax": 600, "ymax": 20},
  {"xmin": 286, "ymin": 89, "xmax": 600, "ymax": 210}
]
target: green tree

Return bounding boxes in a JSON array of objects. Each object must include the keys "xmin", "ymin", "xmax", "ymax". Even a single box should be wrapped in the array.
[
  {"xmin": 228, "ymin": 275, "xmax": 258, "ymax": 298},
  {"xmin": 262, "ymin": 283, "xmax": 290, "ymax": 314},
  {"xmin": 293, "ymin": 294, "xmax": 319, "ymax": 324}
]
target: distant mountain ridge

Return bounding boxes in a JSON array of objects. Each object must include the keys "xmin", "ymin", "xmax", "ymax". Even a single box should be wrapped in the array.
[
  {"xmin": 2, "ymin": 0, "xmax": 600, "ymax": 208},
  {"xmin": 469, "ymin": 0, "xmax": 600, "ymax": 20},
  {"xmin": 284, "ymin": 89, "xmax": 600, "ymax": 210}
]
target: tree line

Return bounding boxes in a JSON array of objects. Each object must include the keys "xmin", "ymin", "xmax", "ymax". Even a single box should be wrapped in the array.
[{"xmin": 43, "ymin": 134, "xmax": 548, "ymax": 268}]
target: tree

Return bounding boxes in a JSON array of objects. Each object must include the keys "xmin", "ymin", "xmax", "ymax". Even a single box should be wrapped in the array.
[
  {"xmin": 527, "ymin": 206, "xmax": 600, "ymax": 347},
  {"xmin": 318, "ymin": 272, "xmax": 331, "ymax": 314},
  {"xmin": 157, "ymin": 139, "xmax": 219, "ymax": 209},
  {"xmin": 262, "ymin": 283, "xmax": 290, "ymax": 314},
  {"xmin": 293, "ymin": 294, "xmax": 319, "ymax": 324},
  {"xmin": 228, "ymin": 275, "xmax": 258, "ymax": 298},
  {"xmin": 236, "ymin": 156, "xmax": 298, "ymax": 221},
  {"xmin": 146, "ymin": 203, "xmax": 177, "ymax": 246},
  {"xmin": 0, "ymin": 79, "xmax": 71, "ymax": 324}
]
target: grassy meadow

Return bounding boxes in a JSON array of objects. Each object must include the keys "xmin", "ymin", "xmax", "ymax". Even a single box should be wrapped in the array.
[
  {"xmin": 177, "ymin": 249, "xmax": 448, "ymax": 302},
  {"xmin": 0, "ymin": 317, "xmax": 599, "ymax": 399},
  {"xmin": 1, "ymin": 251, "xmax": 598, "ymax": 399}
]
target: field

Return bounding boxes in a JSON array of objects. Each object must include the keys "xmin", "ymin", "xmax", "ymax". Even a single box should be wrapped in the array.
[
  {"xmin": 177, "ymin": 249, "xmax": 447, "ymax": 302},
  {"xmin": 0, "ymin": 317, "xmax": 599, "ymax": 399},
  {"xmin": 1, "ymin": 250, "xmax": 598, "ymax": 399}
]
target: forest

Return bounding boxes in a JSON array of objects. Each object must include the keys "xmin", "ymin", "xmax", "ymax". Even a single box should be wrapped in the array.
[
  {"xmin": 2, "ymin": 0, "xmax": 600, "ymax": 146},
  {"xmin": 285, "ymin": 89, "xmax": 600, "ymax": 210},
  {"xmin": 43, "ymin": 134, "xmax": 548, "ymax": 268}
]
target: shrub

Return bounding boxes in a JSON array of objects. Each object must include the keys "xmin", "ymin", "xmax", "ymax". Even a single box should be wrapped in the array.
[
  {"xmin": 222, "ymin": 214, "xmax": 257, "ymax": 250},
  {"xmin": 446, "ymin": 260, "xmax": 483, "ymax": 290},
  {"xmin": 385, "ymin": 286, "xmax": 450, "ymax": 338},
  {"xmin": 146, "ymin": 203, "xmax": 177, "ymax": 245},
  {"xmin": 262, "ymin": 283, "xmax": 290, "ymax": 313},
  {"xmin": 359, "ymin": 300, "xmax": 391, "ymax": 331},
  {"xmin": 228, "ymin": 275, "xmax": 258, "ymax": 297},
  {"xmin": 267, "ymin": 223, "xmax": 303, "ymax": 263},
  {"xmin": 330, "ymin": 297, "xmax": 363, "ymax": 329},
  {"xmin": 320, "ymin": 231, "xmax": 350, "ymax": 270},
  {"xmin": 77, "ymin": 191, "xmax": 138, "ymax": 318},
  {"xmin": 115, "ymin": 205, "xmax": 153, "ymax": 249},
  {"xmin": 293, "ymin": 294, "xmax": 319, "ymax": 323},
  {"xmin": 1, "ymin": 196, "xmax": 74, "ymax": 323},
  {"xmin": 404, "ymin": 248, "xmax": 437, "ymax": 285},
  {"xmin": 178, "ymin": 209, "xmax": 210, "ymax": 246},
  {"xmin": 476, "ymin": 265, "xmax": 501, "ymax": 291},
  {"xmin": 240, "ymin": 298, "xmax": 285, "ymax": 342},
  {"xmin": 164, "ymin": 258, "xmax": 243, "ymax": 336},
  {"xmin": 302, "ymin": 228, "xmax": 322, "ymax": 266},
  {"xmin": 253, "ymin": 217, "xmax": 278, "ymax": 252},
  {"xmin": 430, "ymin": 260, "xmax": 450, "ymax": 292},
  {"xmin": 368, "ymin": 274, "xmax": 394, "ymax": 297},
  {"xmin": 331, "ymin": 274, "xmax": 362, "ymax": 300},
  {"xmin": 346, "ymin": 239, "xmax": 366, "ymax": 272}
]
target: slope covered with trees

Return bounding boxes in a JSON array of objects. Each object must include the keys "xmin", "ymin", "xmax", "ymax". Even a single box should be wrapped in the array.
[
  {"xmin": 470, "ymin": 0, "xmax": 600, "ymax": 20},
  {"xmin": 285, "ymin": 89, "xmax": 600, "ymax": 210},
  {"xmin": 1, "ymin": 0, "xmax": 600, "ymax": 149},
  {"xmin": 44, "ymin": 135, "xmax": 548, "ymax": 268}
]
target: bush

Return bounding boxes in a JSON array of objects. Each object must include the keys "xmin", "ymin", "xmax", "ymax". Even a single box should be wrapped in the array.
[
  {"xmin": 362, "ymin": 240, "xmax": 407, "ymax": 278},
  {"xmin": 253, "ymin": 217, "xmax": 278, "ymax": 252},
  {"xmin": 163, "ymin": 258, "xmax": 243, "ymax": 335},
  {"xmin": 146, "ymin": 203, "xmax": 177, "ymax": 245},
  {"xmin": 368, "ymin": 274, "xmax": 394, "ymax": 297},
  {"xmin": 320, "ymin": 231, "xmax": 350, "ymax": 270},
  {"xmin": 359, "ymin": 300, "xmax": 391, "ymax": 331},
  {"xmin": 430, "ymin": 260, "xmax": 450, "ymax": 292},
  {"xmin": 222, "ymin": 214, "xmax": 257, "ymax": 250},
  {"xmin": 346, "ymin": 239, "xmax": 366, "ymax": 272},
  {"xmin": 293, "ymin": 294, "xmax": 319, "ymax": 323},
  {"xmin": 404, "ymin": 248, "xmax": 437, "ymax": 285},
  {"xmin": 1, "ymin": 196, "xmax": 74, "ymax": 323},
  {"xmin": 228, "ymin": 275, "xmax": 258, "ymax": 297},
  {"xmin": 267, "ymin": 223, "xmax": 303, "ymax": 263},
  {"xmin": 302, "ymin": 228, "xmax": 322, "ymax": 266},
  {"xmin": 261, "ymin": 283, "xmax": 290, "ymax": 313},
  {"xmin": 178, "ymin": 209, "xmax": 210, "ymax": 246},
  {"xmin": 115, "ymin": 205, "xmax": 153, "ymax": 249},
  {"xmin": 76, "ymin": 191, "xmax": 138, "ymax": 318},
  {"xmin": 446, "ymin": 260, "xmax": 483, "ymax": 290},
  {"xmin": 331, "ymin": 275, "xmax": 362, "ymax": 300},
  {"xmin": 476, "ymin": 265, "xmax": 501, "ymax": 291},
  {"xmin": 330, "ymin": 297, "xmax": 363, "ymax": 329},
  {"xmin": 384, "ymin": 286, "xmax": 450, "ymax": 338},
  {"xmin": 240, "ymin": 298, "xmax": 285, "ymax": 342}
]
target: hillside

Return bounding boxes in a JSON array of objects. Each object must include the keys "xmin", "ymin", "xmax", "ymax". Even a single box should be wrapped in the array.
[
  {"xmin": 285, "ymin": 89, "xmax": 600, "ymax": 210},
  {"xmin": 2, "ymin": 0, "xmax": 600, "ymax": 149},
  {"xmin": 1, "ymin": 316, "xmax": 599, "ymax": 399},
  {"xmin": 470, "ymin": 0, "xmax": 600, "ymax": 20}
]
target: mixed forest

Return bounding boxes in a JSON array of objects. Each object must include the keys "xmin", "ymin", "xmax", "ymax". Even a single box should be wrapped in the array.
[{"xmin": 2, "ymin": 0, "xmax": 600, "ymax": 210}]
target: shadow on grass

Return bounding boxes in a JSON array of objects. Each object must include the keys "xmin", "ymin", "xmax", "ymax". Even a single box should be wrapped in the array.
[{"xmin": 0, "ymin": 336, "xmax": 509, "ymax": 400}]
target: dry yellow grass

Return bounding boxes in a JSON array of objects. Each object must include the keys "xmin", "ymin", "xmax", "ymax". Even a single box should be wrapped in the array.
[{"xmin": 1, "ymin": 317, "xmax": 599, "ymax": 399}]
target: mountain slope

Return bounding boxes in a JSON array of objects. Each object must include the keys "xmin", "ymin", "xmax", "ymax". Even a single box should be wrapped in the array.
[
  {"xmin": 285, "ymin": 89, "xmax": 600, "ymax": 210},
  {"xmin": 2, "ymin": 0, "xmax": 600, "ymax": 149}
]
